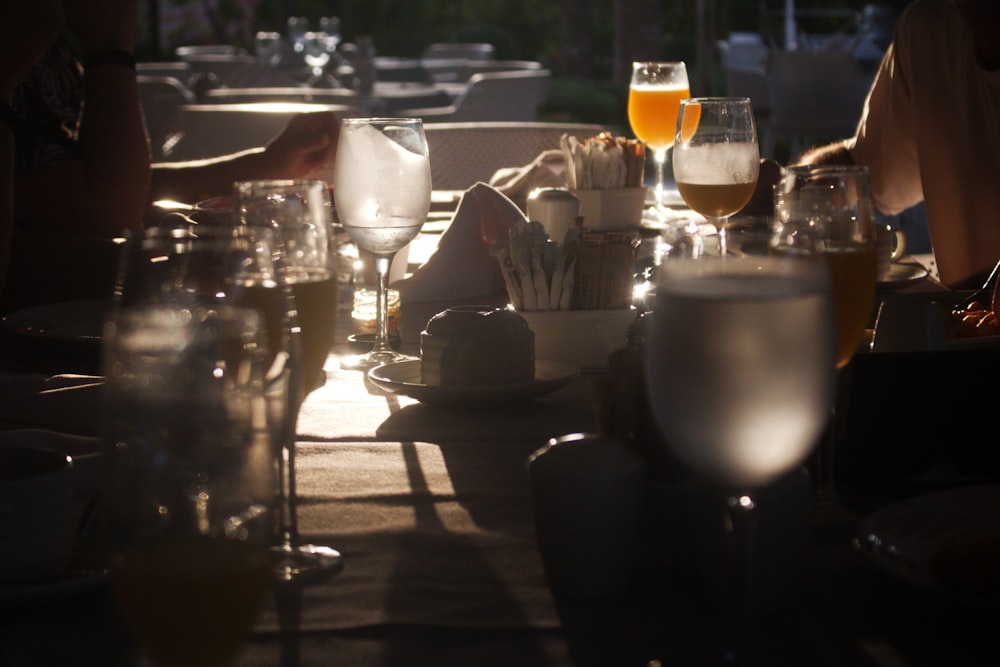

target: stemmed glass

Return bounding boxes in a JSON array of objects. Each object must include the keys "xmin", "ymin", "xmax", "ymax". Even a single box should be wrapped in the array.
[
  {"xmin": 673, "ymin": 97, "xmax": 760, "ymax": 256},
  {"xmin": 233, "ymin": 179, "xmax": 342, "ymax": 582},
  {"xmin": 303, "ymin": 32, "xmax": 333, "ymax": 86},
  {"xmin": 102, "ymin": 304, "xmax": 275, "ymax": 667},
  {"xmin": 771, "ymin": 164, "xmax": 877, "ymax": 370},
  {"xmin": 334, "ymin": 117, "xmax": 431, "ymax": 371},
  {"xmin": 645, "ymin": 254, "xmax": 837, "ymax": 663},
  {"xmin": 628, "ymin": 61, "xmax": 690, "ymax": 221}
]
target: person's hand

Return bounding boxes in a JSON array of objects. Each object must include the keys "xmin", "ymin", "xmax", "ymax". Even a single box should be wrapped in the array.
[
  {"xmin": 62, "ymin": 0, "xmax": 139, "ymax": 53},
  {"xmin": 740, "ymin": 158, "xmax": 783, "ymax": 217},
  {"xmin": 262, "ymin": 111, "xmax": 340, "ymax": 179},
  {"xmin": 0, "ymin": 1, "xmax": 65, "ymax": 98}
]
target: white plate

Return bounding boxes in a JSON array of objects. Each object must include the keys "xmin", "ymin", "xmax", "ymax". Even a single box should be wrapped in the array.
[
  {"xmin": 854, "ymin": 484, "xmax": 1000, "ymax": 607},
  {"xmin": 2, "ymin": 298, "xmax": 110, "ymax": 343},
  {"xmin": 878, "ymin": 262, "xmax": 929, "ymax": 289},
  {"xmin": 367, "ymin": 359, "xmax": 580, "ymax": 407}
]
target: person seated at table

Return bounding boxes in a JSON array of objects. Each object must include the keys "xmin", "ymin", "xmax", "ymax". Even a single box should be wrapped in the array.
[
  {"xmin": 4, "ymin": 0, "xmax": 339, "ymax": 313},
  {"xmin": 0, "ymin": 1, "xmax": 66, "ymax": 302},
  {"xmin": 747, "ymin": 0, "xmax": 1000, "ymax": 290}
]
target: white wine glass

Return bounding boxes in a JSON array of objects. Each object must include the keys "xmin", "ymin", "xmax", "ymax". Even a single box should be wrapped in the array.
[
  {"xmin": 334, "ymin": 117, "xmax": 431, "ymax": 371},
  {"xmin": 233, "ymin": 179, "xmax": 343, "ymax": 583},
  {"xmin": 102, "ymin": 304, "xmax": 274, "ymax": 667},
  {"xmin": 645, "ymin": 254, "xmax": 836, "ymax": 662},
  {"xmin": 628, "ymin": 61, "xmax": 690, "ymax": 221},
  {"xmin": 673, "ymin": 97, "xmax": 760, "ymax": 256}
]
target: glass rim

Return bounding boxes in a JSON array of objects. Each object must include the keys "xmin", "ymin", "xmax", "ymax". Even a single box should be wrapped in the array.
[
  {"xmin": 781, "ymin": 164, "xmax": 871, "ymax": 176},
  {"xmin": 680, "ymin": 96, "xmax": 752, "ymax": 105},
  {"xmin": 340, "ymin": 117, "xmax": 424, "ymax": 126}
]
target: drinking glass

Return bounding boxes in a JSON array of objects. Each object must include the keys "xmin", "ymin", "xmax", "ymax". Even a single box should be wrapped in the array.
[
  {"xmin": 645, "ymin": 254, "xmax": 836, "ymax": 662},
  {"xmin": 233, "ymin": 179, "xmax": 343, "ymax": 582},
  {"xmin": 303, "ymin": 32, "xmax": 332, "ymax": 85},
  {"xmin": 286, "ymin": 16, "xmax": 308, "ymax": 54},
  {"xmin": 334, "ymin": 117, "xmax": 431, "ymax": 370},
  {"xmin": 628, "ymin": 61, "xmax": 690, "ymax": 220},
  {"xmin": 102, "ymin": 305, "xmax": 274, "ymax": 667},
  {"xmin": 673, "ymin": 97, "xmax": 760, "ymax": 256},
  {"xmin": 771, "ymin": 164, "xmax": 877, "ymax": 369}
]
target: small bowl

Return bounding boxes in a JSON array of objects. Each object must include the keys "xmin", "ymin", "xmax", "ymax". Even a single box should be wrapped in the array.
[
  {"xmin": 570, "ymin": 187, "xmax": 647, "ymax": 230},
  {"xmin": 518, "ymin": 307, "xmax": 638, "ymax": 371}
]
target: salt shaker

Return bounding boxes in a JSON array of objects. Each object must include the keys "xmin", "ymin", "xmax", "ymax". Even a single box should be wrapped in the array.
[
  {"xmin": 527, "ymin": 432, "xmax": 648, "ymax": 597},
  {"xmin": 526, "ymin": 188, "xmax": 580, "ymax": 244}
]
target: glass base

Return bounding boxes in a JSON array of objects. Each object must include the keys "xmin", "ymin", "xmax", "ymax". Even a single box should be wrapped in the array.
[
  {"xmin": 272, "ymin": 543, "xmax": 343, "ymax": 585},
  {"xmin": 340, "ymin": 348, "xmax": 417, "ymax": 371}
]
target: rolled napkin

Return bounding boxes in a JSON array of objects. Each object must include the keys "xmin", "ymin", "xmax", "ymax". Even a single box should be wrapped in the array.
[
  {"xmin": 394, "ymin": 183, "xmax": 525, "ymax": 303},
  {"xmin": 488, "ymin": 149, "xmax": 567, "ymax": 207}
]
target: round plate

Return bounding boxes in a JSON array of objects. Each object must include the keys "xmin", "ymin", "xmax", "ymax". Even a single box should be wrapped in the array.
[
  {"xmin": 367, "ymin": 359, "xmax": 580, "ymax": 407},
  {"xmin": 854, "ymin": 484, "xmax": 1000, "ymax": 608},
  {"xmin": 2, "ymin": 298, "xmax": 110, "ymax": 343},
  {"xmin": 878, "ymin": 262, "xmax": 929, "ymax": 289}
]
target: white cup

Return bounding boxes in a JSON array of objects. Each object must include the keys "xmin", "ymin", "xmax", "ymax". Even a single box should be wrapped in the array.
[{"xmin": 876, "ymin": 224, "xmax": 907, "ymax": 281}]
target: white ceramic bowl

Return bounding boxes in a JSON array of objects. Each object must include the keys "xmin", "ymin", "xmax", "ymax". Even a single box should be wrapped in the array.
[
  {"xmin": 570, "ymin": 187, "xmax": 647, "ymax": 230},
  {"xmin": 518, "ymin": 307, "xmax": 638, "ymax": 370}
]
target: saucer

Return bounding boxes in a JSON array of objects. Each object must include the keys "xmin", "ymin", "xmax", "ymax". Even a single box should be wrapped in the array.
[
  {"xmin": 367, "ymin": 360, "xmax": 579, "ymax": 407},
  {"xmin": 878, "ymin": 262, "xmax": 929, "ymax": 290}
]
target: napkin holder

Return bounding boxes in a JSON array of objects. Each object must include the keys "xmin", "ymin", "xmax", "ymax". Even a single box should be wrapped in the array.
[
  {"xmin": 570, "ymin": 187, "xmax": 647, "ymax": 230},
  {"xmin": 519, "ymin": 307, "xmax": 638, "ymax": 371}
]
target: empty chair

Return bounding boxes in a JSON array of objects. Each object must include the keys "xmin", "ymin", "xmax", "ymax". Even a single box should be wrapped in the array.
[
  {"xmin": 397, "ymin": 69, "xmax": 551, "ymax": 123},
  {"xmin": 765, "ymin": 48, "xmax": 875, "ymax": 159},
  {"xmin": 137, "ymin": 76, "xmax": 195, "ymax": 156},
  {"xmin": 203, "ymin": 87, "xmax": 361, "ymax": 105},
  {"xmin": 182, "ymin": 53, "xmax": 258, "ymax": 88},
  {"xmin": 422, "ymin": 121, "xmax": 610, "ymax": 191},
  {"xmin": 157, "ymin": 102, "xmax": 362, "ymax": 162},
  {"xmin": 421, "ymin": 42, "xmax": 495, "ymax": 61},
  {"xmin": 136, "ymin": 61, "xmax": 192, "ymax": 83},
  {"xmin": 175, "ymin": 44, "xmax": 244, "ymax": 60}
]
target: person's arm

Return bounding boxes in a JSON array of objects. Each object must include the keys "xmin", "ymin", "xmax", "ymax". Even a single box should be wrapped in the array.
[
  {"xmin": 14, "ymin": 0, "xmax": 150, "ymax": 239},
  {"xmin": 150, "ymin": 111, "xmax": 340, "ymax": 205}
]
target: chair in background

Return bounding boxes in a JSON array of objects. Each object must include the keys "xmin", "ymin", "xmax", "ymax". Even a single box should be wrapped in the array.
[
  {"xmin": 181, "ymin": 53, "xmax": 258, "ymax": 88},
  {"xmin": 137, "ymin": 61, "xmax": 192, "ymax": 83},
  {"xmin": 421, "ymin": 42, "xmax": 495, "ymax": 61},
  {"xmin": 175, "ymin": 44, "xmax": 244, "ymax": 60},
  {"xmin": 765, "ymin": 48, "xmax": 875, "ymax": 160},
  {"xmin": 156, "ymin": 102, "xmax": 362, "ymax": 162},
  {"xmin": 137, "ymin": 75, "xmax": 195, "ymax": 157},
  {"xmin": 717, "ymin": 33, "xmax": 772, "ymax": 155},
  {"xmin": 397, "ymin": 69, "xmax": 552, "ymax": 123},
  {"xmin": 422, "ymin": 121, "xmax": 610, "ymax": 191},
  {"xmin": 420, "ymin": 42, "xmax": 496, "ymax": 84}
]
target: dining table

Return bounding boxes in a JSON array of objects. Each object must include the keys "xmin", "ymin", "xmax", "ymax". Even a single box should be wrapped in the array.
[{"xmin": 0, "ymin": 215, "xmax": 999, "ymax": 667}]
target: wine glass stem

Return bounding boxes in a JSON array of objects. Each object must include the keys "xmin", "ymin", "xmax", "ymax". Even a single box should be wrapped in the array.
[
  {"xmin": 279, "ymin": 435, "xmax": 300, "ymax": 549},
  {"xmin": 653, "ymin": 147, "xmax": 667, "ymax": 211},
  {"xmin": 709, "ymin": 218, "xmax": 729, "ymax": 256},
  {"xmin": 372, "ymin": 253, "xmax": 394, "ymax": 355},
  {"xmin": 723, "ymin": 494, "xmax": 758, "ymax": 666}
]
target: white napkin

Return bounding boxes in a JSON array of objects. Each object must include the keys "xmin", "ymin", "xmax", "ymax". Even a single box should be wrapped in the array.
[
  {"xmin": 488, "ymin": 149, "xmax": 567, "ymax": 208},
  {"xmin": 394, "ymin": 183, "xmax": 525, "ymax": 303}
]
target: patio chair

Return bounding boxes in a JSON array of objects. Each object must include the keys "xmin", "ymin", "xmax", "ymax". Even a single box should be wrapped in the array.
[
  {"xmin": 421, "ymin": 42, "xmax": 495, "ymax": 61},
  {"xmin": 422, "ymin": 121, "xmax": 611, "ymax": 191},
  {"xmin": 137, "ymin": 75, "xmax": 195, "ymax": 157},
  {"xmin": 157, "ymin": 102, "xmax": 362, "ymax": 162},
  {"xmin": 396, "ymin": 69, "xmax": 552, "ymax": 124}
]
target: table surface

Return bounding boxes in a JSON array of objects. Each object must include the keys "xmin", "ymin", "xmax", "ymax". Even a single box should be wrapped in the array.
[{"xmin": 0, "ymin": 229, "xmax": 997, "ymax": 666}]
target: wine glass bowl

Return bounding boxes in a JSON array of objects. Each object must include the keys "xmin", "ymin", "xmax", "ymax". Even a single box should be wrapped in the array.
[
  {"xmin": 672, "ymin": 97, "xmax": 760, "ymax": 256},
  {"xmin": 771, "ymin": 164, "xmax": 877, "ymax": 369},
  {"xmin": 334, "ymin": 117, "xmax": 431, "ymax": 370},
  {"xmin": 628, "ymin": 61, "xmax": 690, "ymax": 219}
]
